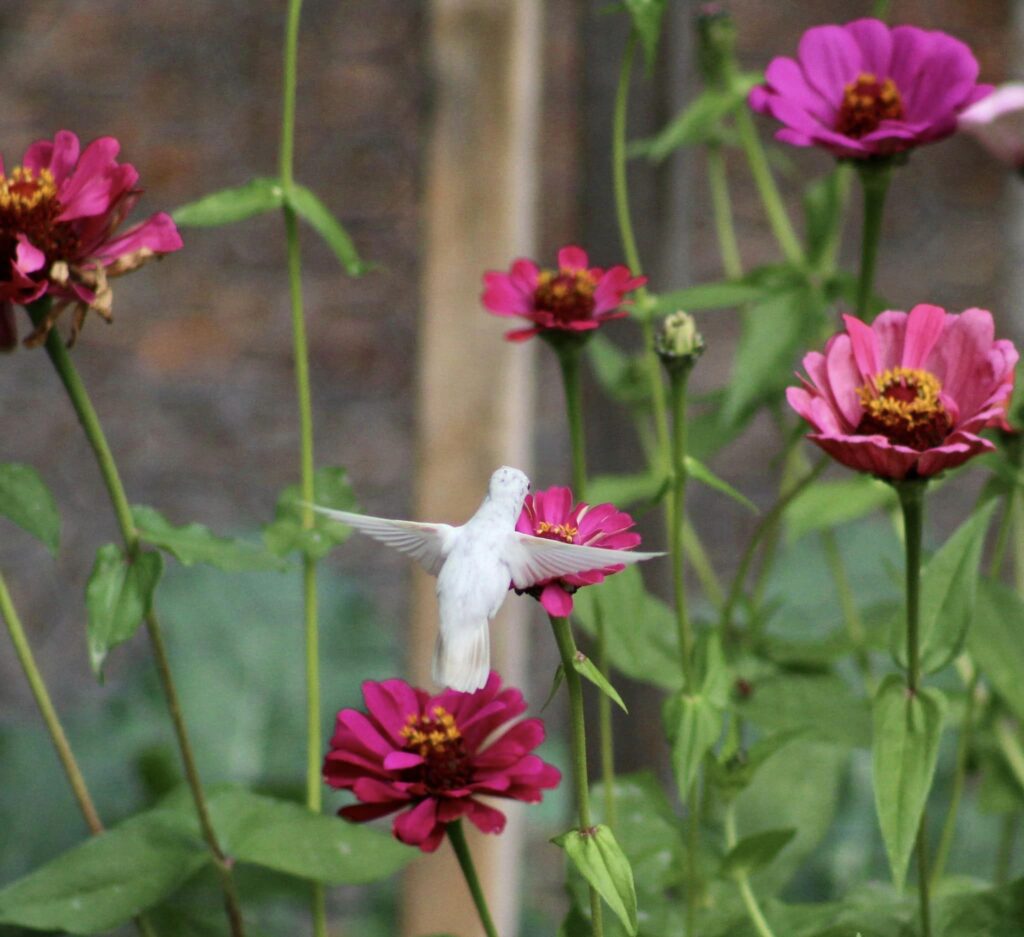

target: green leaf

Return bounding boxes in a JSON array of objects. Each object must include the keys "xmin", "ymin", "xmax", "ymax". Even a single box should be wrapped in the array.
[
  {"xmin": 288, "ymin": 184, "xmax": 372, "ymax": 276},
  {"xmin": 0, "ymin": 808, "xmax": 207, "ymax": 934},
  {"xmin": 553, "ymin": 824, "xmax": 638, "ymax": 935},
  {"xmin": 623, "ymin": 0, "xmax": 667, "ymax": 71},
  {"xmin": 663, "ymin": 691, "xmax": 722, "ymax": 799},
  {"xmin": 685, "ymin": 455, "xmax": 758, "ymax": 513},
  {"xmin": 632, "ymin": 77, "xmax": 762, "ymax": 159},
  {"xmin": 586, "ymin": 334, "xmax": 651, "ymax": 407},
  {"xmin": 133, "ymin": 504, "xmax": 287, "ymax": 572},
  {"xmin": 264, "ymin": 467, "xmax": 359, "ymax": 559},
  {"xmin": 572, "ymin": 652, "xmax": 628, "ymax": 713},
  {"xmin": 785, "ymin": 476, "xmax": 896, "ymax": 543},
  {"xmin": 573, "ymin": 566, "xmax": 682, "ymax": 690},
  {"xmin": 651, "ymin": 279, "xmax": 771, "ymax": 314},
  {"xmin": 893, "ymin": 502, "xmax": 995, "ymax": 674},
  {"xmin": 720, "ymin": 828, "xmax": 796, "ymax": 881},
  {"xmin": 937, "ymin": 878, "xmax": 1024, "ymax": 936},
  {"xmin": 85, "ymin": 545, "xmax": 164, "ymax": 677},
  {"xmin": 969, "ymin": 580, "xmax": 1024, "ymax": 723},
  {"xmin": 200, "ymin": 786, "xmax": 413, "ymax": 884},
  {"xmin": 542, "ymin": 663, "xmax": 566, "ymax": 712},
  {"xmin": 0, "ymin": 463, "xmax": 60, "ymax": 554},
  {"xmin": 172, "ymin": 177, "xmax": 284, "ymax": 227},
  {"xmin": 871, "ymin": 674, "xmax": 946, "ymax": 890},
  {"xmin": 587, "ymin": 470, "xmax": 667, "ymax": 511},
  {"xmin": 803, "ymin": 168, "xmax": 849, "ymax": 270},
  {"xmin": 707, "ymin": 729, "xmax": 810, "ymax": 803}
]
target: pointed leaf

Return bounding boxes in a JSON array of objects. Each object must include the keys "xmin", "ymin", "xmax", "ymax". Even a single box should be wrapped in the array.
[
  {"xmin": 288, "ymin": 184, "xmax": 372, "ymax": 276},
  {"xmin": 720, "ymin": 828, "xmax": 796, "ymax": 880},
  {"xmin": 553, "ymin": 824, "xmax": 638, "ymax": 935},
  {"xmin": 586, "ymin": 334, "xmax": 651, "ymax": 406},
  {"xmin": 893, "ymin": 502, "xmax": 995, "ymax": 674},
  {"xmin": 697, "ymin": 630, "xmax": 730, "ymax": 708},
  {"xmin": 0, "ymin": 808, "xmax": 206, "ymax": 934},
  {"xmin": 587, "ymin": 470, "xmax": 667, "ymax": 511},
  {"xmin": 651, "ymin": 279, "xmax": 771, "ymax": 313},
  {"xmin": 264, "ymin": 467, "xmax": 359, "ymax": 559},
  {"xmin": 0, "ymin": 462, "xmax": 60, "ymax": 554},
  {"xmin": 785, "ymin": 476, "xmax": 896, "ymax": 543},
  {"xmin": 871, "ymin": 674, "xmax": 946, "ymax": 890},
  {"xmin": 133, "ymin": 505, "xmax": 287, "ymax": 572},
  {"xmin": 803, "ymin": 168, "xmax": 849, "ymax": 270},
  {"xmin": 685, "ymin": 455, "xmax": 758, "ymax": 513},
  {"xmin": 708, "ymin": 729, "xmax": 810, "ymax": 803},
  {"xmin": 173, "ymin": 177, "xmax": 284, "ymax": 227},
  {"xmin": 542, "ymin": 663, "xmax": 566, "ymax": 712},
  {"xmin": 85, "ymin": 545, "xmax": 163, "ymax": 677},
  {"xmin": 572, "ymin": 652, "xmax": 628, "ymax": 713},
  {"xmin": 969, "ymin": 579, "xmax": 1024, "ymax": 723},
  {"xmin": 663, "ymin": 691, "xmax": 722, "ymax": 799}
]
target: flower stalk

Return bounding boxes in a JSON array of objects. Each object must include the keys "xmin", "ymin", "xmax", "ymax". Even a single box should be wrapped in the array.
[
  {"xmin": 724, "ymin": 803, "xmax": 779, "ymax": 937},
  {"xmin": 36, "ymin": 318, "xmax": 245, "ymax": 937},
  {"xmin": 447, "ymin": 820, "xmax": 500, "ymax": 937},
  {"xmin": 549, "ymin": 615, "xmax": 604, "ymax": 937},
  {"xmin": 855, "ymin": 160, "xmax": 894, "ymax": 319}
]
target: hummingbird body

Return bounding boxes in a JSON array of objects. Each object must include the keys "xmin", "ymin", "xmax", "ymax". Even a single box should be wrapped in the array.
[{"xmin": 310, "ymin": 466, "xmax": 660, "ymax": 692}]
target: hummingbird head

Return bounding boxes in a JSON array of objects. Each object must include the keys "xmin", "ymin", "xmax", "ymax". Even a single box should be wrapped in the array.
[{"xmin": 489, "ymin": 466, "xmax": 530, "ymax": 514}]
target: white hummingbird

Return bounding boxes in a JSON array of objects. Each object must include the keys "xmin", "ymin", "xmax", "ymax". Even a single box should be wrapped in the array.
[{"xmin": 310, "ymin": 466, "xmax": 661, "ymax": 692}]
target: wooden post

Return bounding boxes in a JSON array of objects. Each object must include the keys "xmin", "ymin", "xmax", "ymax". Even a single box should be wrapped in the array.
[{"xmin": 403, "ymin": 1, "xmax": 542, "ymax": 935}]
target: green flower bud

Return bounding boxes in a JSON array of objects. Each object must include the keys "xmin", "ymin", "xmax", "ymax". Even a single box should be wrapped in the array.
[{"xmin": 656, "ymin": 311, "xmax": 704, "ymax": 374}]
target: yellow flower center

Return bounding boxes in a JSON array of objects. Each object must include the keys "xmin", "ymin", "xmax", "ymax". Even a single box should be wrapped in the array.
[
  {"xmin": 400, "ymin": 705, "xmax": 462, "ymax": 756},
  {"xmin": 0, "ymin": 167, "xmax": 57, "ymax": 212},
  {"xmin": 536, "ymin": 520, "xmax": 579, "ymax": 542},
  {"xmin": 835, "ymin": 73, "xmax": 904, "ymax": 138},
  {"xmin": 399, "ymin": 705, "xmax": 471, "ymax": 792},
  {"xmin": 0, "ymin": 165, "xmax": 79, "ymax": 275},
  {"xmin": 534, "ymin": 268, "xmax": 598, "ymax": 323},
  {"xmin": 856, "ymin": 366, "xmax": 952, "ymax": 450}
]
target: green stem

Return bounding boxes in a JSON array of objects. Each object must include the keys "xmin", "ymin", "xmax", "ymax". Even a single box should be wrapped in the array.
[
  {"xmin": 896, "ymin": 479, "xmax": 930, "ymax": 937},
  {"xmin": 447, "ymin": 820, "xmax": 500, "ymax": 937},
  {"xmin": 684, "ymin": 519, "xmax": 725, "ymax": 609},
  {"xmin": 930, "ymin": 670, "xmax": 978, "ymax": 887},
  {"xmin": 855, "ymin": 162, "xmax": 893, "ymax": 319},
  {"xmin": 549, "ymin": 615, "xmax": 603, "ymax": 937},
  {"xmin": 706, "ymin": 143, "xmax": 743, "ymax": 280},
  {"xmin": 734, "ymin": 107, "xmax": 804, "ymax": 266},
  {"xmin": 995, "ymin": 814, "xmax": 1019, "ymax": 885},
  {"xmin": 0, "ymin": 571, "xmax": 104, "ymax": 835},
  {"xmin": 724, "ymin": 804, "xmax": 778, "ymax": 937},
  {"xmin": 821, "ymin": 529, "xmax": 873, "ymax": 692},
  {"xmin": 39, "ymin": 330, "xmax": 245, "ymax": 937},
  {"xmin": 669, "ymin": 371, "xmax": 695, "ymax": 687}
]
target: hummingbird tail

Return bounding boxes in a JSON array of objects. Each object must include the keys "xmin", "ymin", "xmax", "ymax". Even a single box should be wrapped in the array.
[{"xmin": 432, "ymin": 621, "xmax": 490, "ymax": 693}]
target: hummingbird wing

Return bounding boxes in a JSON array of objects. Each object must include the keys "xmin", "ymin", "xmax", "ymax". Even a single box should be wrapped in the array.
[
  {"xmin": 307, "ymin": 506, "xmax": 456, "ymax": 577},
  {"xmin": 506, "ymin": 534, "xmax": 663, "ymax": 590}
]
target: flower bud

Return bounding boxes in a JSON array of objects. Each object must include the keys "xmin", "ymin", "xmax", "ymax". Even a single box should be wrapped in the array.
[
  {"xmin": 656, "ymin": 310, "xmax": 704, "ymax": 373},
  {"xmin": 695, "ymin": 4, "xmax": 737, "ymax": 89}
]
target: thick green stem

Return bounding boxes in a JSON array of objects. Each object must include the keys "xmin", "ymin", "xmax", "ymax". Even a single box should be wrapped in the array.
[
  {"xmin": 734, "ymin": 107, "xmax": 803, "ymax": 266},
  {"xmin": 549, "ymin": 616, "xmax": 603, "ymax": 937},
  {"xmin": 896, "ymin": 479, "xmax": 930, "ymax": 937},
  {"xmin": 706, "ymin": 144, "xmax": 743, "ymax": 280},
  {"xmin": 855, "ymin": 162, "xmax": 893, "ymax": 319},
  {"xmin": 278, "ymin": 1, "xmax": 326, "ymax": 932},
  {"xmin": 724, "ymin": 804, "xmax": 778, "ymax": 937},
  {"xmin": 447, "ymin": 820, "xmax": 500, "ymax": 937},
  {"xmin": 821, "ymin": 529, "xmax": 873, "ymax": 692},
  {"xmin": 39, "ymin": 330, "xmax": 245, "ymax": 937},
  {"xmin": 669, "ymin": 371, "xmax": 695, "ymax": 687},
  {"xmin": 930, "ymin": 670, "xmax": 978, "ymax": 887}
]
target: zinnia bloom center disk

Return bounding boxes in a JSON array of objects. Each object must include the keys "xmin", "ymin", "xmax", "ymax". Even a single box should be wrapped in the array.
[
  {"xmin": 399, "ymin": 706, "xmax": 472, "ymax": 792},
  {"xmin": 534, "ymin": 268, "xmax": 597, "ymax": 323},
  {"xmin": 835, "ymin": 73, "xmax": 905, "ymax": 138},
  {"xmin": 536, "ymin": 520, "xmax": 578, "ymax": 543},
  {"xmin": 0, "ymin": 166, "xmax": 77, "ymax": 271},
  {"xmin": 856, "ymin": 367, "xmax": 952, "ymax": 450}
]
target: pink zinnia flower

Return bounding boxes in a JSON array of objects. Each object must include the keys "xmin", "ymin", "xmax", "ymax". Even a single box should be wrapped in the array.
[
  {"xmin": 323, "ymin": 672, "xmax": 560, "ymax": 853},
  {"xmin": 748, "ymin": 19, "xmax": 992, "ymax": 160},
  {"xmin": 787, "ymin": 304, "xmax": 1018, "ymax": 480},
  {"xmin": 0, "ymin": 130, "xmax": 183, "ymax": 347},
  {"xmin": 514, "ymin": 486, "xmax": 641, "ymax": 616},
  {"xmin": 482, "ymin": 245, "xmax": 645, "ymax": 342},
  {"xmin": 959, "ymin": 82, "xmax": 1024, "ymax": 169}
]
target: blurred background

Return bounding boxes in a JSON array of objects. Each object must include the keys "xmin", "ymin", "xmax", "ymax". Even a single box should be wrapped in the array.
[{"xmin": 0, "ymin": 1, "xmax": 1020, "ymax": 935}]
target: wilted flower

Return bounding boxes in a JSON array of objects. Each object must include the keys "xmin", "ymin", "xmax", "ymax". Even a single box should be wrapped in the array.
[
  {"xmin": 787, "ymin": 304, "xmax": 1017, "ymax": 479},
  {"xmin": 482, "ymin": 245, "xmax": 645, "ymax": 342},
  {"xmin": 514, "ymin": 486, "xmax": 641, "ymax": 616},
  {"xmin": 749, "ymin": 19, "xmax": 992, "ymax": 160},
  {"xmin": 959, "ymin": 82, "xmax": 1024, "ymax": 169},
  {"xmin": 323, "ymin": 673, "xmax": 560, "ymax": 853},
  {"xmin": 0, "ymin": 130, "xmax": 183, "ymax": 346}
]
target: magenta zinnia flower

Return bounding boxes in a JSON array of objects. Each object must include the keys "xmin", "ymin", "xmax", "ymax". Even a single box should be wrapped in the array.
[
  {"xmin": 788, "ymin": 304, "xmax": 1018, "ymax": 480},
  {"xmin": 748, "ymin": 19, "xmax": 992, "ymax": 160},
  {"xmin": 959, "ymin": 82, "xmax": 1024, "ymax": 169},
  {"xmin": 514, "ymin": 486, "xmax": 641, "ymax": 616},
  {"xmin": 0, "ymin": 130, "xmax": 183, "ymax": 347},
  {"xmin": 323, "ymin": 672, "xmax": 560, "ymax": 853},
  {"xmin": 482, "ymin": 245, "xmax": 645, "ymax": 342}
]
